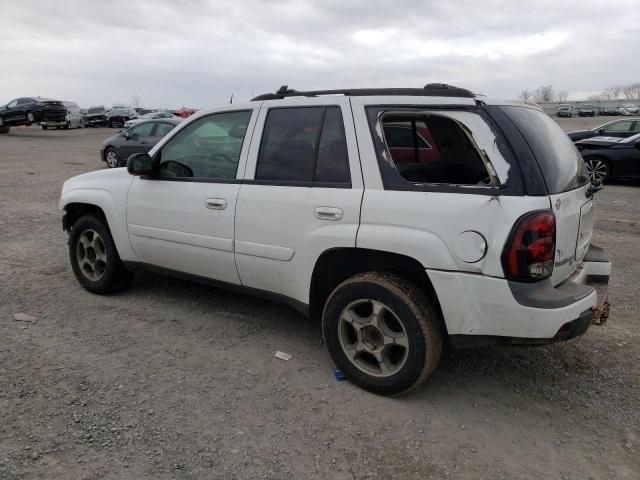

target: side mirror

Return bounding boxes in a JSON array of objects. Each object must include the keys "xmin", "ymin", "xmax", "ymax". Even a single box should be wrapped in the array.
[
  {"xmin": 597, "ymin": 129, "xmax": 605, "ymax": 134},
  {"xmin": 127, "ymin": 153, "xmax": 153, "ymax": 176}
]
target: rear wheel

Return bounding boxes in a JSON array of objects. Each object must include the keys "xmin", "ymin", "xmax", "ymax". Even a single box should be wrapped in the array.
[
  {"xmin": 68, "ymin": 214, "xmax": 132, "ymax": 294},
  {"xmin": 42, "ymin": 125, "xmax": 48, "ymax": 130},
  {"xmin": 322, "ymin": 272, "xmax": 443, "ymax": 395},
  {"xmin": 585, "ymin": 157, "xmax": 610, "ymax": 185}
]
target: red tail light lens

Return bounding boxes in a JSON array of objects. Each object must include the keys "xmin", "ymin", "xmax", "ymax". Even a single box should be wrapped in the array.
[{"xmin": 502, "ymin": 210, "xmax": 556, "ymax": 281}]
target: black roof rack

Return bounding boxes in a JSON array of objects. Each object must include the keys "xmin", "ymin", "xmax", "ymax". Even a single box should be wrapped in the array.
[{"xmin": 251, "ymin": 83, "xmax": 474, "ymax": 101}]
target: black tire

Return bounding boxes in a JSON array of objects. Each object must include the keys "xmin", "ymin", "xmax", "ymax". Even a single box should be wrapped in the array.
[
  {"xmin": 42, "ymin": 125, "xmax": 48, "ymax": 130},
  {"xmin": 68, "ymin": 214, "xmax": 132, "ymax": 294},
  {"xmin": 322, "ymin": 272, "xmax": 443, "ymax": 395},
  {"xmin": 0, "ymin": 126, "xmax": 9, "ymax": 134}
]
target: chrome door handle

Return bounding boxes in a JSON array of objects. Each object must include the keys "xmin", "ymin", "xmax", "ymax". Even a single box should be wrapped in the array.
[
  {"xmin": 205, "ymin": 198, "xmax": 227, "ymax": 210},
  {"xmin": 314, "ymin": 206, "xmax": 343, "ymax": 221}
]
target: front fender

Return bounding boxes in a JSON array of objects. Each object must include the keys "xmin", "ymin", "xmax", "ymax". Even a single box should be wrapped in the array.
[{"xmin": 60, "ymin": 188, "xmax": 138, "ymax": 262}]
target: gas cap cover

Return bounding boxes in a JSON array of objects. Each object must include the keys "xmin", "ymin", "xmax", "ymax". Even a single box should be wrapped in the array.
[{"xmin": 453, "ymin": 231, "xmax": 487, "ymax": 263}]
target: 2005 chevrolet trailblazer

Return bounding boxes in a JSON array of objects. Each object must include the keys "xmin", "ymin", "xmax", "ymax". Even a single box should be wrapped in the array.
[{"xmin": 59, "ymin": 84, "xmax": 612, "ymax": 395}]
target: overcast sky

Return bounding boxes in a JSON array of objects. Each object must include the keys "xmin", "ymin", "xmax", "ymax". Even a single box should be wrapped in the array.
[{"xmin": 1, "ymin": 0, "xmax": 639, "ymax": 109}]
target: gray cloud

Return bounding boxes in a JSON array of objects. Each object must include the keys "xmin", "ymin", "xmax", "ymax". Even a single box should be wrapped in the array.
[{"xmin": 1, "ymin": 0, "xmax": 639, "ymax": 109}]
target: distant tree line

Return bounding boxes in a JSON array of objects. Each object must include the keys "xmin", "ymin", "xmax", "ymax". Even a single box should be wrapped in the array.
[
  {"xmin": 588, "ymin": 83, "xmax": 640, "ymax": 101},
  {"xmin": 518, "ymin": 85, "xmax": 570, "ymax": 103},
  {"xmin": 518, "ymin": 82, "xmax": 640, "ymax": 103}
]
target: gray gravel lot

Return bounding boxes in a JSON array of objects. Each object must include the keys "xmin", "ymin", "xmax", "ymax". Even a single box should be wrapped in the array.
[{"xmin": 0, "ymin": 123, "xmax": 639, "ymax": 479}]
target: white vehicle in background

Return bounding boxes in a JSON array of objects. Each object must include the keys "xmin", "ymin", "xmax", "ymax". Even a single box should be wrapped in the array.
[
  {"xmin": 59, "ymin": 84, "xmax": 611, "ymax": 395},
  {"xmin": 41, "ymin": 101, "xmax": 83, "ymax": 130},
  {"xmin": 124, "ymin": 111, "xmax": 180, "ymax": 128},
  {"xmin": 618, "ymin": 104, "xmax": 639, "ymax": 116}
]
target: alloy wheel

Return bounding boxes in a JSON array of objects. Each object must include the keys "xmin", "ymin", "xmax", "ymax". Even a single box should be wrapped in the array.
[
  {"xmin": 106, "ymin": 150, "xmax": 118, "ymax": 168},
  {"xmin": 338, "ymin": 299, "xmax": 409, "ymax": 377},
  {"xmin": 585, "ymin": 158, "xmax": 608, "ymax": 185},
  {"xmin": 76, "ymin": 229, "xmax": 107, "ymax": 281}
]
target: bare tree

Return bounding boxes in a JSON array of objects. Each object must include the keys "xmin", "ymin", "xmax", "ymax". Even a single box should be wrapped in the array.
[
  {"xmin": 518, "ymin": 89, "xmax": 533, "ymax": 101},
  {"xmin": 557, "ymin": 90, "xmax": 569, "ymax": 102},
  {"xmin": 622, "ymin": 83, "xmax": 640, "ymax": 99},
  {"xmin": 533, "ymin": 85, "xmax": 555, "ymax": 103},
  {"xmin": 605, "ymin": 85, "xmax": 622, "ymax": 99},
  {"xmin": 131, "ymin": 94, "xmax": 143, "ymax": 109}
]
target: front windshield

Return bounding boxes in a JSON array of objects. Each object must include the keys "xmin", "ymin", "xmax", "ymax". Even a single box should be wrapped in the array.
[
  {"xmin": 111, "ymin": 109, "xmax": 129, "ymax": 115},
  {"xmin": 141, "ymin": 112, "xmax": 157, "ymax": 118}
]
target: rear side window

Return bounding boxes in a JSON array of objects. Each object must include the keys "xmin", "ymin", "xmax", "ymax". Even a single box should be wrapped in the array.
[
  {"xmin": 255, "ymin": 106, "xmax": 350, "ymax": 186},
  {"xmin": 500, "ymin": 106, "xmax": 588, "ymax": 193},
  {"xmin": 379, "ymin": 114, "xmax": 492, "ymax": 185}
]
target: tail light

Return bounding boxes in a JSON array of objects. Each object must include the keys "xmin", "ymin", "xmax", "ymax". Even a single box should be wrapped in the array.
[{"xmin": 502, "ymin": 210, "xmax": 556, "ymax": 282}]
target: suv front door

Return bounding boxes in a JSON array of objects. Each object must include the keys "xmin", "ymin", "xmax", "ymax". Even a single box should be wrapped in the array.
[
  {"xmin": 234, "ymin": 99, "xmax": 363, "ymax": 304},
  {"xmin": 126, "ymin": 108, "xmax": 258, "ymax": 283}
]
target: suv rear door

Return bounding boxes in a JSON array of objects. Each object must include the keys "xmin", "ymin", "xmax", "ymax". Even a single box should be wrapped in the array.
[{"xmin": 234, "ymin": 98, "xmax": 363, "ymax": 304}]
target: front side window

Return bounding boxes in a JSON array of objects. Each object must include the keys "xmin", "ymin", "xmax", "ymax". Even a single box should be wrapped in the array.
[
  {"xmin": 154, "ymin": 122, "xmax": 175, "ymax": 137},
  {"xmin": 157, "ymin": 110, "xmax": 251, "ymax": 180},
  {"xmin": 130, "ymin": 122, "xmax": 154, "ymax": 137},
  {"xmin": 255, "ymin": 106, "xmax": 350, "ymax": 185},
  {"xmin": 604, "ymin": 121, "xmax": 633, "ymax": 132},
  {"xmin": 6, "ymin": 99, "xmax": 18, "ymax": 108}
]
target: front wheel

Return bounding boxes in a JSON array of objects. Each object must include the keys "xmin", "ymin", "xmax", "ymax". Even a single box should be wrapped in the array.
[
  {"xmin": 585, "ymin": 157, "xmax": 610, "ymax": 185},
  {"xmin": 68, "ymin": 214, "xmax": 132, "ymax": 294},
  {"xmin": 105, "ymin": 148, "xmax": 119, "ymax": 168},
  {"xmin": 26, "ymin": 111, "xmax": 35, "ymax": 123},
  {"xmin": 322, "ymin": 272, "xmax": 443, "ymax": 395}
]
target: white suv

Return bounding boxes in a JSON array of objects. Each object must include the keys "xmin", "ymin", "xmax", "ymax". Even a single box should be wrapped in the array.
[{"xmin": 59, "ymin": 84, "xmax": 611, "ymax": 395}]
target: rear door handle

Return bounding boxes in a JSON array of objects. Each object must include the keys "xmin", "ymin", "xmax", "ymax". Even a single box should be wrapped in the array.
[
  {"xmin": 205, "ymin": 198, "xmax": 227, "ymax": 210},
  {"xmin": 314, "ymin": 206, "xmax": 343, "ymax": 221}
]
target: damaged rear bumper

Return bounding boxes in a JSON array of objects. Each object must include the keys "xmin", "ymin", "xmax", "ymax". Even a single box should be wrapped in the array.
[{"xmin": 431, "ymin": 244, "xmax": 611, "ymax": 349}]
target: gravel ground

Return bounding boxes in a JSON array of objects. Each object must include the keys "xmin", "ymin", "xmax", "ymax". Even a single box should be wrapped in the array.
[{"xmin": 0, "ymin": 124, "xmax": 639, "ymax": 480}]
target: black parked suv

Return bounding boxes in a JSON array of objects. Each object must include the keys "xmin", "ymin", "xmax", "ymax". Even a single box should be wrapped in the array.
[
  {"xmin": 86, "ymin": 106, "xmax": 107, "ymax": 127},
  {"xmin": 107, "ymin": 108, "xmax": 136, "ymax": 128},
  {"xmin": 0, "ymin": 97, "xmax": 66, "ymax": 128}
]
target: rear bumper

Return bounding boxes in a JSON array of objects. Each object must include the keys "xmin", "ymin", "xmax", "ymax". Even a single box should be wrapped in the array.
[{"xmin": 429, "ymin": 244, "xmax": 611, "ymax": 347}]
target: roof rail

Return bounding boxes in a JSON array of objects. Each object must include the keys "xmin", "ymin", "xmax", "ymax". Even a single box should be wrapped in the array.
[{"xmin": 251, "ymin": 83, "xmax": 474, "ymax": 101}]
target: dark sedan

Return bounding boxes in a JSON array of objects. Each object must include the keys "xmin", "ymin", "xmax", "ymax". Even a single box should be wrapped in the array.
[
  {"xmin": 100, "ymin": 119, "xmax": 181, "ymax": 168},
  {"xmin": 0, "ymin": 97, "xmax": 66, "ymax": 128},
  {"xmin": 576, "ymin": 133, "xmax": 640, "ymax": 184},
  {"xmin": 568, "ymin": 118, "xmax": 640, "ymax": 142}
]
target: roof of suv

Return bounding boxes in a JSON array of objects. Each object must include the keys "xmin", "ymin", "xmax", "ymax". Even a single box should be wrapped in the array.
[{"xmin": 251, "ymin": 83, "xmax": 475, "ymax": 101}]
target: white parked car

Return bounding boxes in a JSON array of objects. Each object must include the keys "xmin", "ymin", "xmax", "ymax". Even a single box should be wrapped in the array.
[
  {"xmin": 59, "ymin": 84, "xmax": 611, "ymax": 395},
  {"xmin": 124, "ymin": 111, "xmax": 179, "ymax": 128},
  {"xmin": 618, "ymin": 104, "xmax": 639, "ymax": 115}
]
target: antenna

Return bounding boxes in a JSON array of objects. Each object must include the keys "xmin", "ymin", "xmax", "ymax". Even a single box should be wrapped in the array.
[{"xmin": 229, "ymin": 94, "xmax": 234, "ymax": 104}]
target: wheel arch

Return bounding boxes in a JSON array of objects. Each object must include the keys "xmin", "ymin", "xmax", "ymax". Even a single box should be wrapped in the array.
[
  {"xmin": 60, "ymin": 190, "xmax": 137, "ymax": 262},
  {"xmin": 309, "ymin": 247, "xmax": 447, "ymax": 333}
]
